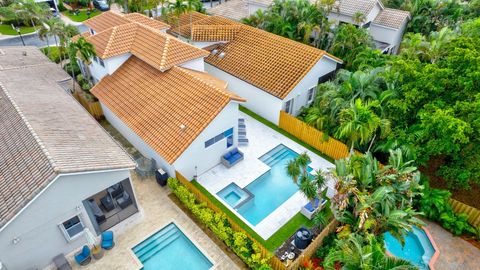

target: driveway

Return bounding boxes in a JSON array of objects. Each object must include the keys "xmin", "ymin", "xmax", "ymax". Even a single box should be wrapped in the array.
[{"xmin": 425, "ymin": 220, "xmax": 480, "ymax": 270}]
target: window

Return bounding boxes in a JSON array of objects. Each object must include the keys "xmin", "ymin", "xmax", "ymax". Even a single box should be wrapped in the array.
[
  {"xmin": 204, "ymin": 128, "xmax": 234, "ymax": 148},
  {"xmin": 285, "ymin": 98, "xmax": 294, "ymax": 114},
  {"xmin": 61, "ymin": 215, "xmax": 84, "ymax": 240},
  {"xmin": 98, "ymin": 58, "xmax": 105, "ymax": 67},
  {"xmin": 89, "ymin": 28, "xmax": 95, "ymax": 35},
  {"xmin": 307, "ymin": 87, "xmax": 315, "ymax": 103}
]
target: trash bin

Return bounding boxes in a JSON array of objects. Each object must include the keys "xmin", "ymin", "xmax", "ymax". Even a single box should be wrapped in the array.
[{"xmin": 155, "ymin": 168, "xmax": 169, "ymax": 186}]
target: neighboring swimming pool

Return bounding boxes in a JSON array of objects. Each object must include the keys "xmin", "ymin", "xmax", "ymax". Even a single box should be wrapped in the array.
[
  {"xmin": 384, "ymin": 226, "xmax": 437, "ymax": 270},
  {"xmin": 217, "ymin": 144, "xmax": 311, "ymax": 226},
  {"xmin": 132, "ymin": 223, "xmax": 213, "ymax": 270}
]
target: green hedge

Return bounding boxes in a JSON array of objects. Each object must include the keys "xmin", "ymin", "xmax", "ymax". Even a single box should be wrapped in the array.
[
  {"xmin": 40, "ymin": 46, "xmax": 62, "ymax": 63},
  {"xmin": 168, "ymin": 178, "xmax": 273, "ymax": 270}
]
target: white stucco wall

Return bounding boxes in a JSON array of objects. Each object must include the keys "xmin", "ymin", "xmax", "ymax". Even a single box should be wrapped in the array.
[
  {"xmin": 178, "ymin": 57, "xmax": 205, "ymax": 72},
  {"xmin": 101, "ymin": 104, "xmax": 176, "ymax": 177},
  {"xmin": 174, "ymin": 102, "xmax": 239, "ymax": 179},
  {"xmin": 282, "ymin": 57, "xmax": 338, "ymax": 116},
  {"xmin": 0, "ymin": 169, "xmax": 132, "ymax": 270},
  {"xmin": 90, "ymin": 53, "xmax": 132, "ymax": 82},
  {"xmin": 328, "ymin": 12, "xmax": 355, "ymax": 25},
  {"xmin": 370, "ymin": 19, "xmax": 408, "ymax": 54},
  {"xmin": 366, "ymin": 3, "xmax": 382, "ymax": 23},
  {"xmin": 205, "ymin": 63, "xmax": 283, "ymax": 124}
]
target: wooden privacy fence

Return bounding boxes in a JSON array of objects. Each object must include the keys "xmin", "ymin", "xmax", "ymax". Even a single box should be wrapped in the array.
[
  {"xmin": 279, "ymin": 111, "xmax": 350, "ymax": 160},
  {"xmin": 73, "ymin": 91, "xmax": 104, "ymax": 120},
  {"xmin": 450, "ymin": 199, "xmax": 480, "ymax": 227},
  {"xmin": 287, "ymin": 220, "xmax": 338, "ymax": 270},
  {"xmin": 175, "ymin": 172, "xmax": 287, "ymax": 270}
]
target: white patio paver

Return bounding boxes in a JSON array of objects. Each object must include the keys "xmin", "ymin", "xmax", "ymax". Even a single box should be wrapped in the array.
[{"xmin": 197, "ymin": 111, "xmax": 335, "ymax": 240}]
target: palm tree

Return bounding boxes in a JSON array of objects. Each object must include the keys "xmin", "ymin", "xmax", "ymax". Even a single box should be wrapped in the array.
[
  {"xmin": 286, "ymin": 159, "xmax": 301, "ymax": 184},
  {"xmin": 70, "ymin": 37, "xmax": 96, "ymax": 85},
  {"xmin": 299, "ymin": 179, "xmax": 317, "ymax": 206},
  {"xmin": 168, "ymin": 0, "xmax": 187, "ymax": 37},
  {"xmin": 57, "ymin": 24, "xmax": 79, "ymax": 68},
  {"xmin": 352, "ymin": 11, "xmax": 366, "ymax": 25},
  {"xmin": 335, "ymin": 99, "xmax": 391, "ymax": 155}
]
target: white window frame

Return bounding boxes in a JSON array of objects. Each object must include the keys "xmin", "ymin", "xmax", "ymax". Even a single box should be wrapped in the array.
[
  {"xmin": 285, "ymin": 98, "xmax": 294, "ymax": 114},
  {"xmin": 307, "ymin": 86, "xmax": 316, "ymax": 103},
  {"xmin": 59, "ymin": 214, "xmax": 85, "ymax": 242}
]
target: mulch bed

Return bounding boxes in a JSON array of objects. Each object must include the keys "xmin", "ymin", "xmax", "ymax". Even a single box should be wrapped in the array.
[
  {"xmin": 167, "ymin": 193, "xmax": 249, "ymax": 270},
  {"xmin": 420, "ymin": 156, "xmax": 480, "ymax": 209}
]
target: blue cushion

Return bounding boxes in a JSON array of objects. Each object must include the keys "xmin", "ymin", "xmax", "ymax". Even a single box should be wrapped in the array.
[
  {"xmin": 304, "ymin": 198, "xmax": 320, "ymax": 212},
  {"xmin": 223, "ymin": 152, "xmax": 232, "ymax": 160},
  {"xmin": 231, "ymin": 148, "xmax": 238, "ymax": 155},
  {"xmin": 75, "ymin": 246, "xmax": 90, "ymax": 263},
  {"xmin": 231, "ymin": 153, "xmax": 242, "ymax": 161},
  {"xmin": 101, "ymin": 231, "xmax": 114, "ymax": 249}
]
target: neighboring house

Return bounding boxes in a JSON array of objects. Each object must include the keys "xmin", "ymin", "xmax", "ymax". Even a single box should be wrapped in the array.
[
  {"xmin": 0, "ymin": 47, "xmax": 137, "ymax": 270},
  {"xmin": 211, "ymin": 0, "xmax": 410, "ymax": 54},
  {"xmin": 328, "ymin": 0, "xmax": 411, "ymax": 54},
  {"xmin": 168, "ymin": 13, "xmax": 343, "ymax": 125},
  {"xmin": 75, "ymin": 14, "xmax": 246, "ymax": 180}
]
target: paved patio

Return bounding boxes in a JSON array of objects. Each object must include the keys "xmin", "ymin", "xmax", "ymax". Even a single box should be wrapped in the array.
[
  {"xmin": 425, "ymin": 220, "xmax": 480, "ymax": 270},
  {"xmin": 197, "ymin": 112, "xmax": 335, "ymax": 240},
  {"xmin": 60, "ymin": 173, "xmax": 242, "ymax": 270}
]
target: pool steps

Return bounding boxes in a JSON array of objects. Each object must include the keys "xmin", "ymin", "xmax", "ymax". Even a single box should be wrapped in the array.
[
  {"xmin": 260, "ymin": 147, "xmax": 291, "ymax": 167},
  {"xmin": 134, "ymin": 224, "xmax": 181, "ymax": 262}
]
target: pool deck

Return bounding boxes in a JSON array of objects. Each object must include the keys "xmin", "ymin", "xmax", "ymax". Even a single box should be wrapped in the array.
[
  {"xmin": 197, "ymin": 112, "xmax": 335, "ymax": 240},
  {"xmin": 62, "ymin": 172, "xmax": 242, "ymax": 270},
  {"xmin": 425, "ymin": 220, "xmax": 480, "ymax": 270}
]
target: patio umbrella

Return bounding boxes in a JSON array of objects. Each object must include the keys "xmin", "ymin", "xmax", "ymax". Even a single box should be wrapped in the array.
[{"xmin": 84, "ymin": 228, "xmax": 97, "ymax": 248}]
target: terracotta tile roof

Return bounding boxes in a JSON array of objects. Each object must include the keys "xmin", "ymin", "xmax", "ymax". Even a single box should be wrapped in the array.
[
  {"xmin": 87, "ymin": 23, "xmax": 209, "ymax": 71},
  {"xmin": 84, "ymin": 11, "xmax": 131, "ymax": 32},
  {"xmin": 332, "ymin": 0, "xmax": 379, "ymax": 16},
  {"xmin": 124, "ymin": 13, "xmax": 170, "ymax": 30},
  {"xmin": 167, "ymin": 14, "xmax": 342, "ymax": 99},
  {"xmin": 84, "ymin": 11, "xmax": 169, "ymax": 33},
  {"xmin": 208, "ymin": 0, "xmax": 249, "ymax": 21},
  {"xmin": 169, "ymin": 13, "xmax": 237, "ymax": 38},
  {"xmin": 71, "ymin": 31, "xmax": 92, "ymax": 42},
  {"xmin": 0, "ymin": 47, "xmax": 135, "ymax": 228},
  {"xmin": 91, "ymin": 56, "xmax": 245, "ymax": 163},
  {"xmin": 191, "ymin": 25, "xmax": 243, "ymax": 42},
  {"xmin": 373, "ymin": 8, "xmax": 410, "ymax": 29}
]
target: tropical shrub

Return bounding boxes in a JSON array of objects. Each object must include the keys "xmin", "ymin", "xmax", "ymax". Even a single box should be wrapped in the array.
[{"xmin": 167, "ymin": 178, "xmax": 272, "ymax": 269}]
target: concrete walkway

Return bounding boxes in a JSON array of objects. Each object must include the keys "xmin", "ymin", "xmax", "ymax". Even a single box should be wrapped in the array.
[{"xmin": 425, "ymin": 220, "xmax": 480, "ymax": 270}]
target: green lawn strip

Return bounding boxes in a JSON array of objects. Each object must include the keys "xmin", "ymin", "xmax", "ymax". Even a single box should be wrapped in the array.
[
  {"xmin": 0, "ymin": 24, "xmax": 36, "ymax": 35},
  {"xmin": 62, "ymin": 9, "xmax": 102, "ymax": 22},
  {"xmin": 239, "ymin": 106, "xmax": 335, "ymax": 163},
  {"xmin": 192, "ymin": 180, "xmax": 314, "ymax": 251}
]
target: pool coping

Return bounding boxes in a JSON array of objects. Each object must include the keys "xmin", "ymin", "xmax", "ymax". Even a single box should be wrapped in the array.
[
  {"xmin": 127, "ymin": 218, "xmax": 218, "ymax": 270},
  {"xmin": 385, "ymin": 226, "xmax": 440, "ymax": 270},
  {"xmin": 216, "ymin": 182, "xmax": 255, "ymax": 210}
]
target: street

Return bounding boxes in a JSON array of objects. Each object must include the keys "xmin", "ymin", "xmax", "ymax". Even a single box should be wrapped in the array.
[{"xmin": 0, "ymin": 24, "xmax": 87, "ymax": 47}]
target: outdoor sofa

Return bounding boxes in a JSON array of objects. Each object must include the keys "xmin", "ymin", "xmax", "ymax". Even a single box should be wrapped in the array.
[{"xmin": 221, "ymin": 148, "xmax": 244, "ymax": 168}]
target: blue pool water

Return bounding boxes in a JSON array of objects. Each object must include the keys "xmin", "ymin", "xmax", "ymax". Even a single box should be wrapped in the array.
[
  {"xmin": 384, "ymin": 226, "xmax": 435, "ymax": 270},
  {"xmin": 216, "ymin": 182, "xmax": 253, "ymax": 209},
  {"xmin": 222, "ymin": 144, "xmax": 311, "ymax": 226},
  {"xmin": 133, "ymin": 223, "xmax": 213, "ymax": 270}
]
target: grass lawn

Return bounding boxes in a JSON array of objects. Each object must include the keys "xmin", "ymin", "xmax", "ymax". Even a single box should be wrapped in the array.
[
  {"xmin": 240, "ymin": 106, "xmax": 335, "ymax": 163},
  {"xmin": 192, "ymin": 180, "xmax": 319, "ymax": 251},
  {"xmin": 0, "ymin": 24, "xmax": 36, "ymax": 35},
  {"xmin": 62, "ymin": 9, "xmax": 102, "ymax": 22}
]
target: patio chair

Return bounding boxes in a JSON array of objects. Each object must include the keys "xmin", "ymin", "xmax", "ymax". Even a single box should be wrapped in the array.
[
  {"xmin": 300, "ymin": 198, "xmax": 327, "ymax": 220},
  {"xmin": 53, "ymin": 253, "xmax": 72, "ymax": 270},
  {"xmin": 74, "ymin": 246, "xmax": 91, "ymax": 266},
  {"xmin": 238, "ymin": 137, "xmax": 249, "ymax": 146},
  {"xmin": 116, "ymin": 191, "xmax": 133, "ymax": 209},
  {"xmin": 238, "ymin": 118, "xmax": 245, "ymax": 124},
  {"xmin": 101, "ymin": 231, "xmax": 115, "ymax": 250}
]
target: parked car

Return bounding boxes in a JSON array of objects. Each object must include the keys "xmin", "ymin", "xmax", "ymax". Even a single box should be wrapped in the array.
[{"xmin": 93, "ymin": 0, "xmax": 109, "ymax": 11}]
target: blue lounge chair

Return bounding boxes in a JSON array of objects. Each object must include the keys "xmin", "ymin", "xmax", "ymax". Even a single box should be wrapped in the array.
[
  {"xmin": 101, "ymin": 231, "xmax": 115, "ymax": 250},
  {"xmin": 74, "ymin": 245, "xmax": 91, "ymax": 266}
]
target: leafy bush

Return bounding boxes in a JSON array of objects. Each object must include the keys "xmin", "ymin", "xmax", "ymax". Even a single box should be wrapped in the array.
[
  {"xmin": 314, "ymin": 232, "xmax": 337, "ymax": 259},
  {"xmin": 40, "ymin": 47, "xmax": 62, "ymax": 63},
  {"xmin": 64, "ymin": 61, "xmax": 81, "ymax": 77},
  {"xmin": 58, "ymin": 0, "xmax": 67, "ymax": 11},
  {"xmin": 418, "ymin": 182, "xmax": 475, "ymax": 236},
  {"xmin": 167, "ymin": 178, "xmax": 272, "ymax": 269}
]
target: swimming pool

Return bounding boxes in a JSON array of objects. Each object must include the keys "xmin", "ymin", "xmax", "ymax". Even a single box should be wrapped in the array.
[
  {"xmin": 384, "ymin": 226, "xmax": 436, "ymax": 270},
  {"xmin": 218, "ymin": 144, "xmax": 311, "ymax": 226},
  {"xmin": 132, "ymin": 223, "xmax": 213, "ymax": 270}
]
